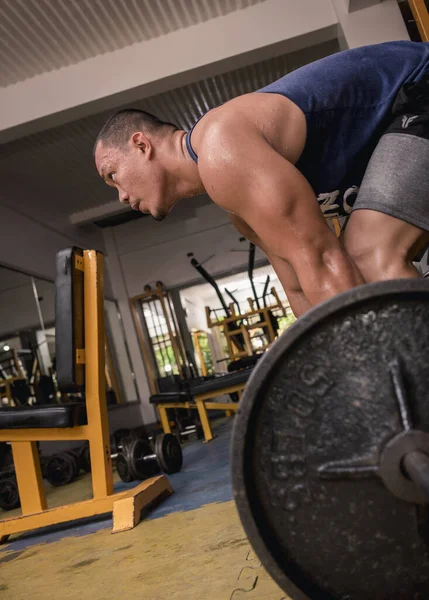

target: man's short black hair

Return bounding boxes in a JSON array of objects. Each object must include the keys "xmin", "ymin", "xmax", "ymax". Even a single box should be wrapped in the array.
[{"xmin": 93, "ymin": 108, "xmax": 177, "ymax": 155}]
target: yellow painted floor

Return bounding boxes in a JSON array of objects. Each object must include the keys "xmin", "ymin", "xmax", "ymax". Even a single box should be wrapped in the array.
[
  {"xmin": 0, "ymin": 419, "xmax": 288, "ymax": 600},
  {"xmin": 0, "ymin": 499, "xmax": 286, "ymax": 600},
  {"xmin": 3, "ymin": 469, "xmax": 122, "ymax": 520}
]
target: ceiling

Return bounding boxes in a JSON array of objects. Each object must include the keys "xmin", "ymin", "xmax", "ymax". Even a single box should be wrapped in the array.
[
  {"xmin": 0, "ymin": 38, "xmax": 340, "ymax": 227},
  {"xmin": 0, "ymin": 0, "xmax": 266, "ymax": 87}
]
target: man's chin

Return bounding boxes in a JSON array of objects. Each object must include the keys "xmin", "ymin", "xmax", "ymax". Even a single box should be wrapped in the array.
[{"xmin": 152, "ymin": 212, "xmax": 167, "ymax": 222}]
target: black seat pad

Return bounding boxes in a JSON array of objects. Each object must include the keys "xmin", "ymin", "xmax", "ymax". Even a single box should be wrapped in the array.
[
  {"xmin": 149, "ymin": 368, "xmax": 253, "ymax": 405},
  {"xmin": 0, "ymin": 403, "xmax": 87, "ymax": 429},
  {"xmin": 150, "ymin": 392, "xmax": 193, "ymax": 405},
  {"xmin": 190, "ymin": 368, "xmax": 252, "ymax": 396}
]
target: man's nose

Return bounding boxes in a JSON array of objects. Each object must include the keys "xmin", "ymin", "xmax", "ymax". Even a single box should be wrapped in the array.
[{"xmin": 118, "ymin": 189, "xmax": 129, "ymax": 205}]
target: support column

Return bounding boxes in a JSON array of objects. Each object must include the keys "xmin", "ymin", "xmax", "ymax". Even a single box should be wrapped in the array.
[{"xmin": 102, "ymin": 229, "xmax": 156, "ymax": 424}]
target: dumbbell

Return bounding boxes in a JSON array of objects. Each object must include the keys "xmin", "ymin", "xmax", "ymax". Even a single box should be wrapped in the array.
[
  {"xmin": 63, "ymin": 428, "xmax": 150, "ymax": 480},
  {"xmin": 116, "ymin": 433, "xmax": 183, "ymax": 483},
  {"xmin": 0, "ymin": 473, "xmax": 20, "ymax": 511},
  {"xmin": 43, "ymin": 452, "xmax": 77, "ymax": 486}
]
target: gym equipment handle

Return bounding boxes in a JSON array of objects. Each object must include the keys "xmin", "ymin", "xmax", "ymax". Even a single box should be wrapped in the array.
[{"xmin": 112, "ymin": 452, "xmax": 155, "ymax": 462}]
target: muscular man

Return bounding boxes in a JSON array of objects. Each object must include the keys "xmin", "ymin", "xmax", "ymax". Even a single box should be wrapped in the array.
[{"xmin": 94, "ymin": 40, "xmax": 429, "ymax": 317}]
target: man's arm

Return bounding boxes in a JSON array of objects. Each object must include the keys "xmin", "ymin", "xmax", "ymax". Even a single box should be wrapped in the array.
[
  {"xmin": 227, "ymin": 213, "xmax": 311, "ymax": 317},
  {"xmin": 199, "ymin": 120, "xmax": 364, "ymax": 308},
  {"xmin": 266, "ymin": 252, "xmax": 312, "ymax": 317}
]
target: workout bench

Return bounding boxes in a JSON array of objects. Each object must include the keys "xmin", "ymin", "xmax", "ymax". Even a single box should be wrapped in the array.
[
  {"xmin": 150, "ymin": 367, "xmax": 252, "ymax": 442},
  {"xmin": 0, "ymin": 248, "xmax": 172, "ymax": 543}
]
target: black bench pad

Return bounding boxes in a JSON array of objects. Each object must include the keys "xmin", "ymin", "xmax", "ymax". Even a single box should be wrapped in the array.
[
  {"xmin": 0, "ymin": 403, "xmax": 88, "ymax": 429},
  {"xmin": 190, "ymin": 368, "xmax": 251, "ymax": 396},
  {"xmin": 150, "ymin": 369, "xmax": 252, "ymax": 405},
  {"xmin": 150, "ymin": 392, "xmax": 193, "ymax": 405}
]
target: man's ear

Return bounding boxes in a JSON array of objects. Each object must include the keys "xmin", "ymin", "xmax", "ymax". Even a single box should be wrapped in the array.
[{"xmin": 131, "ymin": 132, "xmax": 152, "ymax": 158}]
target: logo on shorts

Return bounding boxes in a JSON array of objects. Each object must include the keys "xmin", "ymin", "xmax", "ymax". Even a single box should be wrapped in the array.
[
  {"xmin": 402, "ymin": 115, "xmax": 418, "ymax": 129},
  {"xmin": 317, "ymin": 186, "xmax": 359, "ymax": 218}
]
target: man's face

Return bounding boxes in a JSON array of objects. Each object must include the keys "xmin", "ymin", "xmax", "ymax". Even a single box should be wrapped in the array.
[{"xmin": 95, "ymin": 138, "xmax": 170, "ymax": 221}]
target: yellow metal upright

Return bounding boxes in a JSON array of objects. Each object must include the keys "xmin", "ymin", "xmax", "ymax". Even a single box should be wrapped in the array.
[
  {"xmin": 83, "ymin": 250, "xmax": 114, "ymax": 499},
  {"xmin": 0, "ymin": 247, "xmax": 172, "ymax": 541},
  {"xmin": 409, "ymin": 0, "xmax": 429, "ymax": 42},
  {"xmin": 11, "ymin": 441, "xmax": 47, "ymax": 514}
]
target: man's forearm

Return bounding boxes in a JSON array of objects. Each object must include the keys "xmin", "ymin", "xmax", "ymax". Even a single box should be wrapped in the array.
[
  {"xmin": 285, "ymin": 290, "xmax": 312, "ymax": 318},
  {"xmin": 293, "ymin": 245, "xmax": 365, "ymax": 308},
  {"xmin": 267, "ymin": 246, "xmax": 363, "ymax": 316},
  {"xmin": 265, "ymin": 253, "xmax": 312, "ymax": 317}
]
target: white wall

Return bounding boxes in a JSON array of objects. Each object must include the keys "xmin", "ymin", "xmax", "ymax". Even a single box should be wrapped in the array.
[
  {"xmin": 332, "ymin": 0, "xmax": 408, "ymax": 49},
  {"xmin": 181, "ymin": 295, "xmax": 211, "ymax": 332},
  {"xmin": 105, "ymin": 299, "xmax": 139, "ymax": 403},
  {"xmin": 111, "ymin": 197, "xmax": 266, "ymax": 297},
  {"xmin": 0, "ymin": 272, "xmax": 55, "ymax": 340},
  {"xmin": 0, "ymin": 282, "xmax": 39, "ymax": 337},
  {"xmin": 0, "ymin": 199, "xmax": 104, "ymax": 282}
]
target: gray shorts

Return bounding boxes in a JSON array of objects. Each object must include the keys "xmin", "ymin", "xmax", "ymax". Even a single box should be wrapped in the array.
[
  {"xmin": 353, "ymin": 79, "xmax": 429, "ymax": 232},
  {"xmin": 354, "ymin": 133, "xmax": 429, "ymax": 232}
]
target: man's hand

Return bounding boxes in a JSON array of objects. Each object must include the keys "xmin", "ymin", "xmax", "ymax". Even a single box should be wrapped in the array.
[{"xmin": 198, "ymin": 117, "xmax": 364, "ymax": 308}]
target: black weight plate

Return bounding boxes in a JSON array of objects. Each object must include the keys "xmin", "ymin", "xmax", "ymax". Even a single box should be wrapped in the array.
[
  {"xmin": 110, "ymin": 434, "xmax": 118, "ymax": 456},
  {"xmin": 120, "ymin": 435, "xmax": 135, "ymax": 455},
  {"xmin": 116, "ymin": 452, "xmax": 134, "ymax": 482},
  {"xmin": 81, "ymin": 444, "xmax": 91, "ymax": 473},
  {"xmin": 45, "ymin": 453, "xmax": 76, "ymax": 486},
  {"xmin": 111, "ymin": 429, "xmax": 131, "ymax": 454},
  {"xmin": 155, "ymin": 434, "xmax": 183, "ymax": 474},
  {"xmin": 231, "ymin": 279, "xmax": 429, "ymax": 600},
  {"xmin": 0, "ymin": 443, "xmax": 7, "ymax": 470},
  {"xmin": 128, "ymin": 439, "xmax": 160, "ymax": 480},
  {"xmin": 0, "ymin": 476, "xmax": 20, "ymax": 510},
  {"xmin": 64, "ymin": 451, "xmax": 80, "ymax": 479}
]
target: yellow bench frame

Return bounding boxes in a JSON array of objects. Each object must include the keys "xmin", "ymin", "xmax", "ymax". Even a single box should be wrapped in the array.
[
  {"xmin": 0, "ymin": 250, "xmax": 172, "ymax": 542},
  {"xmin": 156, "ymin": 382, "xmax": 246, "ymax": 442}
]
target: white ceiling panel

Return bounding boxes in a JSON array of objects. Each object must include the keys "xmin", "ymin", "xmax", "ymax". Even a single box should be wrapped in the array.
[{"xmin": 0, "ymin": 0, "xmax": 267, "ymax": 87}]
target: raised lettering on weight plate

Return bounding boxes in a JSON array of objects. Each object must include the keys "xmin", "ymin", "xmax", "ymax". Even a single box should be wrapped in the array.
[
  {"xmin": 271, "ymin": 429, "xmax": 307, "ymax": 480},
  {"xmin": 271, "ymin": 482, "xmax": 312, "ymax": 511},
  {"xmin": 300, "ymin": 364, "xmax": 333, "ymax": 396},
  {"xmin": 288, "ymin": 389, "xmax": 316, "ymax": 417}
]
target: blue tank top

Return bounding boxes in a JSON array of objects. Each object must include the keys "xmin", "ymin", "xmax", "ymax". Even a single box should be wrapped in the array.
[{"xmin": 185, "ymin": 41, "xmax": 429, "ymax": 218}]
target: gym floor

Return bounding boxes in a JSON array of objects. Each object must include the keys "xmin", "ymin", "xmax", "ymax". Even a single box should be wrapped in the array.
[{"xmin": 0, "ymin": 420, "xmax": 285, "ymax": 600}]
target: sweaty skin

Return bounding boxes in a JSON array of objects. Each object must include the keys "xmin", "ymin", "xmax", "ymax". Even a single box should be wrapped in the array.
[
  {"xmin": 187, "ymin": 93, "xmax": 365, "ymax": 315},
  {"xmin": 97, "ymin": 92, "xmax": 429, "ymax": 317}
]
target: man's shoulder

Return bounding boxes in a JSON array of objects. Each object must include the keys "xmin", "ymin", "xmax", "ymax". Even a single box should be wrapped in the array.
[
  {"xmin": 193, "ymin": 93, "xmax": 305, "ymax": 168},
  {"xmin": 193, "ymin": 93, "xmax": 297, "ymax": 149},
  {"xmin": 193, "ymin": 97, "xmax": 253, "ymax": 137}
]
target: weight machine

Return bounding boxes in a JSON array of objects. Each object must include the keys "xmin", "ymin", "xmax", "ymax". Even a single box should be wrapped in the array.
[{"xmin": 189, "ymin": 244, "xmax": 287, "ymax": 363}]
